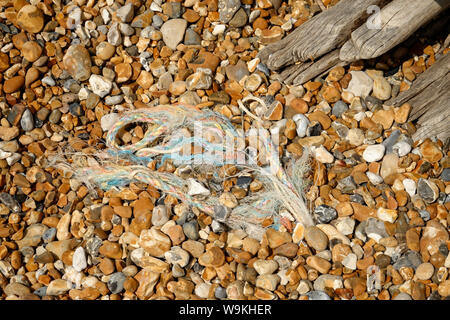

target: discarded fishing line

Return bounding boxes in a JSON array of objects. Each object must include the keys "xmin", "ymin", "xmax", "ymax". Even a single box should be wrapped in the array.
[{"xmin": 51, "ymin": 98, "xmax": 314, "ymax": 240}]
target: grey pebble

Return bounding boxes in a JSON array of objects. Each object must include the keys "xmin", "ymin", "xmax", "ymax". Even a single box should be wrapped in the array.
[
  {"xmin": 332, "ymin": 101, "xmax": 348, "ymax": 118},
  {"xmin": 305, "ymin": 290, "xmax": 331, "ymax": 300},
  {"xmin": 152, "ymin": 15, "xmax": 164, "ymax": 28},
  {"xmin": 393, "ymin": 250, "xmax": 422, "ymax": 270},
  {"xmin": 183, "ymin": 221, "xmax": 199, "ymax": 240},
  {"xmin": 441, "ymin": 168, "xmax": 450, "ymax": 182},
  {"xmin": 215, "ymin": 286, "xmax": 227, "ymax": 299},
  {"xmin": 49, "ymin": 109, "xmax": 62, "ymax": 124},
  {"xmin": 20, "ymin": 109, "xmax": 34, "ymax": 132},
  {"xmin": 107, "ymin": 272, "xmax": 127, "ymax": 294},
  {"xmin": 42, "ymin": 76, "xmax": 56, "ymax": 86},
  {"xmin": 104, "ymin": 95, "xmax": 124, "ymax": 106},
  {"xmin": 42, "ymin": 228, "xmax": 57, "ymax": 243},
  {"xmin": 0, "ymin": 192, "xmax": 20, "ymax": 212},
  {"xmin": 33, "ymin": 286, "xmax": 47, "ymax": 297},
  {"xmin": 314, "ymin": 205, "xmax": 337, "ymax": 223}
]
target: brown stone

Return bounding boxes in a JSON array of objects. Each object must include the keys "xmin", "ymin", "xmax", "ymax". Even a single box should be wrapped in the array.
[
  {"xmin": 394, "ymin": 103, "xmax": 411, "ymax": 124},
  {"xmin": 22, "ymin": 41, "xmax": 42, "ymax": 62},
  {"xmin": 17, "ymin": 5, "xmax": 44, "ymax": 34},
  {"xmin": 351, "ymin": 202, "xmax": 376, "ymax": 221},
  {"xmin": 306, "ymin": 256, "xmax": 331, "ymax": 274},
  {"xmin": 115, "ymin": 63, "xmax": 132, "ymax": 83},
  {"xmin": 98, "ymin": 258, "xmax": 115, "ymax": 275},
  {"xmin": 264, "ymin": 100, "xmax": 283, "ymax": 120},
  {"xmin": 265, "ymin": 229, "xmax": 292, "ymax": 249},
  {"xmin": 139, "ymin": 228, "xmax": 171, "ymax": 258},
  {"xmin": 113, "ymin": 205, "xmax": 132, "ymax": 218},
  {"xmin": 25, "ymin": 67, "xmax": 40, "ymax": 87},
  {"xmin": 182, "ymin": 240, "xmax": 205, "ymax": 258},
  {"xmin": 327, "ymin": 66, "xmax": 345, "ymax": 82},
  {"xmin": 188, "ymin": 52, "xmax": 220, "ymax": 72},
  {"xmin": 136, "ymin": 71, "xmax": 154, "ymax": 89},
  {"xmin": 226, "ymin": 247, "xmax": 252, "ymax": 264},
  {"xmin": 336, "ymin": 202, "xmax": 353, "ymax": 217},
  {"xmin": 4, "ymin": 76, "xmax": 25, "ymax": 93},
  {"xmin": 166, "ymin": 225, "xmax": 185, "ymax": 246},
  {"xmin": 134, "ymin": 268, "xmax": 160, "ymax": 299},
  {"xmin": 99, "ymin": 241, "xmax": 122, "ymax": 259},
  {"xmin": 182, "ymin": 9, "xmax": 200, "ymax": 23},
  {"xmin": 123, "ymin": 277, "xmax": 139, "ymax": 293},
  {"xmin": 63, "ymin": 45, "xmax": 92, "ymax": 82},
  {"xmin": 419, "ymin": 139, "xmax": 443, "ymax": 163},
  {"xmin": 322, "ymin": 86, "xmax": 341, "ymax": 103},
  {"xmin": 198, "ymin": 246, "xmax": 225, "ymax": 267},
  {"xmin": 253, "ymin": 17, "xmax": 268, "ymax": 30},
  {"xmin": 406, "ymin": 228, "xmax": 420, "ymax": 252},
  {"xmin": 80, "ymin": 287, "xmax": 100, "ymax": 300},
  {"xmin": 0, "ymin": 126, "xmax": 20, "ymax": 141},
  {"xmin": 0, "ymin": 52, "xmax": 9, "ymax": 72},
  {"xmin": 371, "ymin": 108, "xmax": 395, "ymax": 130},
  {"xmin": 308, "ymin": 110, "xmax": 331, "ymax": 129},
  {"xmin": 288, "ymin": 98, "xmax": 309, "ymax": 114},
  {"xmin": 273, "ymin": 243, "xmax": 299, "ymax": 258}
]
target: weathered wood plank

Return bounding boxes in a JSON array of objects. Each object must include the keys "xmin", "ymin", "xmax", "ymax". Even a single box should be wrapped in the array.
[
  {"xmin": 274, "ymin": 49, "xmax": 346, "ymax": 85},
  {"xmin": 387, "ymin": 53, "xmax": 450, "ymax": 141},
  {"xmin": 386, "ymin": 53, "xmax": 450, "ymax": 115},
  {"xmin": 258, "ymin": 0, "xmax": 390, "ymax": 70},
  {"xmin": 340, "ymin": 0, "xmax": 450, "ymax": 61}
]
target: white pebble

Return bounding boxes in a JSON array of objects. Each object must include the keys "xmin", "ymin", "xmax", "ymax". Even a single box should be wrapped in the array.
[
  {"xmin": 392, "ymin": 141, "xmax": 412, "ymax": 157},
  {"xmin": 366, "ymin": 171, "xmax": 383, "ymax": 185},
  {"xmin": 362, "ymin": 144, "xmax": 385, "ymax": 162},
  {"xmin": 72, "ymin": 247, "xmax": 87, "ymax": 272},
  {"xmin": 402, "ymin": 178, "xmax": 416, "ymax": 197},
  {"xmin": 212, "ymin": 24, "xmax": 226, "ymax": 35},
  {"xmin": 292, "ymin": 113, "xmax": 309, "ymax": 138},
  {"xmin": 187, "ymin": 178, "xmax": 210, "ymax": 197},
  {"xmin": 101, "ymin": 113, "xmax": 120, "ymax": 132},
  {"xmin": 342, "ymin": 253, "xmax": 357, "ymax": 270},
  {"xmin": 312, "ymin": 145, "xmax": 334, "ymax": 164}
]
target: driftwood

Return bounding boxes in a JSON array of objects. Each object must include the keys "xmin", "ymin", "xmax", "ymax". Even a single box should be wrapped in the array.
[
  {"xmin": 258, "ymin": 0, "xmax": 389, "ymax": 70},
  {"xmin": 386, "ymin": 53, "xmax": 450, "ymax": 142},
  {"xmin": 339, "ymin": 0, "xmax": 450, "ymax": 61},
  {"xmin": 259, "ymin": 0, "xmax": 450, "ymax": 85}
]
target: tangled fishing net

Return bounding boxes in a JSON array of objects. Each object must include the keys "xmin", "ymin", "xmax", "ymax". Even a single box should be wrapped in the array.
[{"xmin": 50, "ymin": 97, "xmax": 314, "ymax": 240}]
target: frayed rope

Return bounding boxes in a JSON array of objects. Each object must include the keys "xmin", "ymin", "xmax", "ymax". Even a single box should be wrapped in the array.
[{"xmin": 50, "ymin": 99, "xmax": 314, "ymax": 239}]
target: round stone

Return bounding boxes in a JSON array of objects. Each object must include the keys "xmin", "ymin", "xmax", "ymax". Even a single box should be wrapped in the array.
[
  {"xmin": 3, "ymin": 76, "xmax": 25, "ymax": 93},
  {"xmin": 96, "ymin": 42, "xmax": 116, "ymax": 60},
  {"xmin": 332, "ymin": 101, "xmax": 348, "ymax": 117},
  {"xmin": 253, "ymin": 259, "xmax": 279, "ymax": 275},
  {"xmin": 22, "ymin": 41, "xmax": 42, "ymax": 62},
  {"xmin": 415, "ymin": 262, "xmax": 434, "ymax": 280},
  {"xmin": 63, "ymin": 45, "xmax": 92, "ymax": 81},
  {"xmin": 183, "ymin": 221, "xmax": 199, "ymax": 240},
  {"xmin": 363, "ymin": 144, "xmax": 386, "ymax": 162},
  {"xmin": 305, "ymin": 290, "xmax": 331, "ymax": 300},
  {"xmin": 107, "ymin": 272, "xmax": 127, "ymax": 294},
  {"xmin": 17, "ymin": 5, "xmax": 44, "ymax": 34},
  {"xmin": 304, "ymin": 226, "xmax": 329, "ymax": 251},
  {"xmin": 115, "ymin": 63, "xmax": 132, "ymax": 83},
  {"xmin": 169, "ymin": 81, "xmax": 186, "ymax": 96},
  {"xmin": 160, "ymin": 19, "xmax": 187, "ymax": 50}
]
